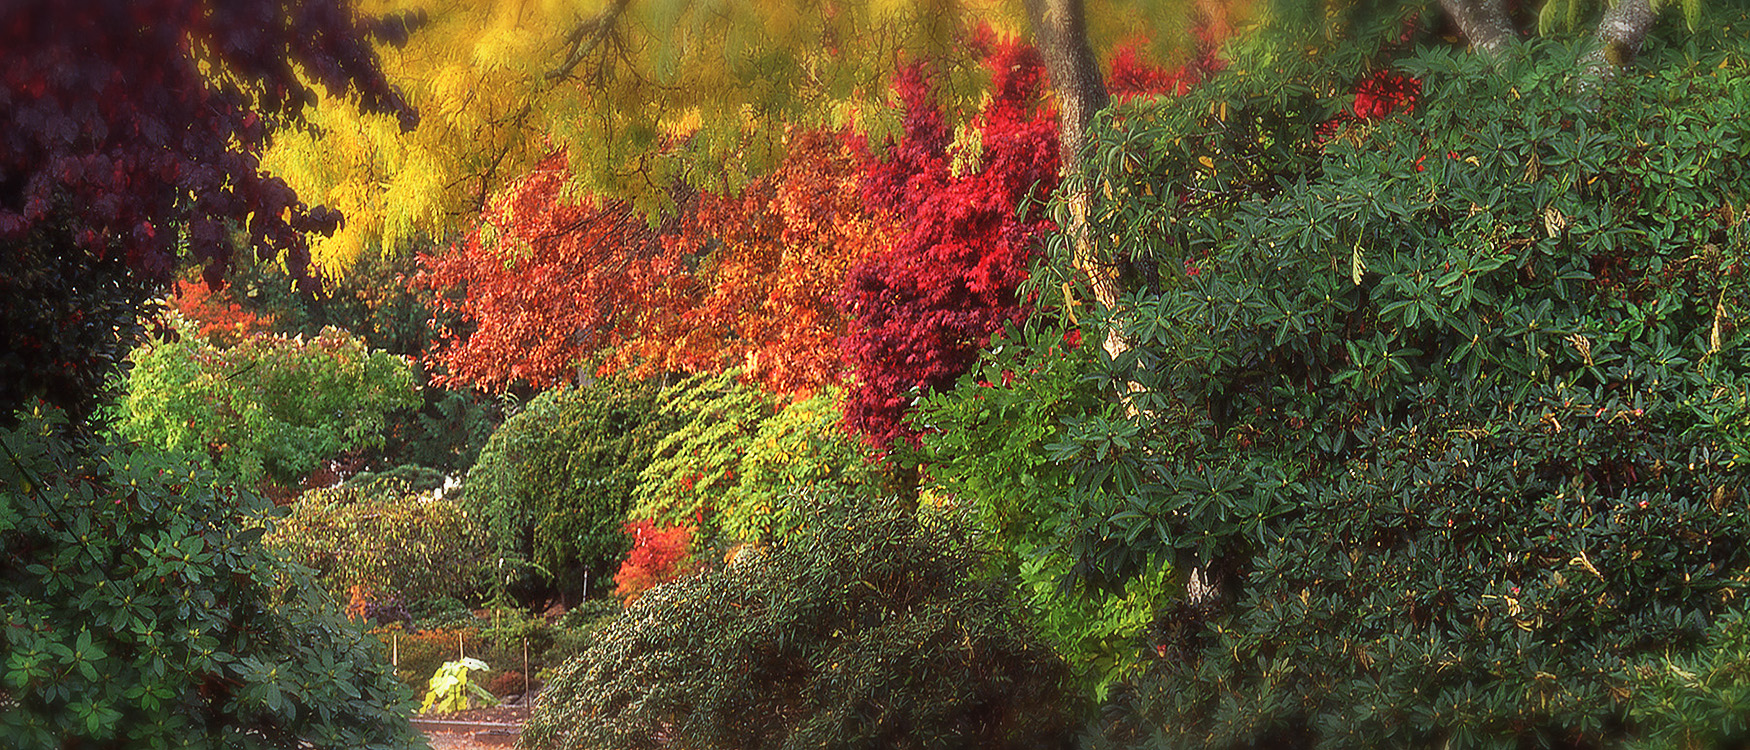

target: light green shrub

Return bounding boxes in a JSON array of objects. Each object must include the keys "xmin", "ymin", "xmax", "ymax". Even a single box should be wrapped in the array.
[
  {"xmin": 267, "ymin": 478, "xmax": 493, "ymax": 605},
  {"xmin": 116, "ymin": 321, "xmax": 419, "ymax": 487}
]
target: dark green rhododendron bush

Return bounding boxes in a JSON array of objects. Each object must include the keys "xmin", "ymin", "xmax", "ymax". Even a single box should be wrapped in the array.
[
  {"xmin": 0, "ymin": 407, "xmax": 420, "ymax": 749},
  {"xmin": 1024, "ymin": 26, "xmax": 1750, "ymax": 749}
]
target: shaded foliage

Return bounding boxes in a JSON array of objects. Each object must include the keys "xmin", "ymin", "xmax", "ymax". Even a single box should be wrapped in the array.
[
  {"xmin": 0, "ymin": 0, "xmax": 414, "ymax": 419},
  {"xmin": 0, "ymin": 406, "xmax": 420, "ymax": 749},
  {"xmin": 523, "ymin": 494, "xmax": 1077, "ymax": 750},
  {"xmin": 0, "ymin": 226, "xmax": 155, "ymax": 427},
  {"xmin": 1054, "ymin": 29, "xmax": 1750, "ymax": 748}
]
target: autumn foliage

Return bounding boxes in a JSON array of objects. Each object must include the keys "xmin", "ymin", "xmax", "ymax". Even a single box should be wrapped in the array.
[
  {"xmin": 612, "ymin": 519, "xmax": 695, "ymax": 604},
  {"xmin": 169, "ymin": 279, "xmax": 274, "ymax": 346},
  {"xmin": 413, "ymin": 156, "xmax": 679, "ymax": 390},
  {"xmin": 839, "ymin": 39, "xmax": 1061, "ymax": 449},
  {"xmin": 417, "ymin": 131, "xmax": 891, "ymax": 396},
  {"xmin": 629, "ymin": 130, "xmax": 893, "ymax": 396}
]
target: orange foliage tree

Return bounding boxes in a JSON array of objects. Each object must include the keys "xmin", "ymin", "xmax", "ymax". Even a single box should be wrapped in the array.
[
  {"xmin": 627, "ymin": 130, "xmax": 892, "ymax": 397},
  {"xmin": 416, "ymin": 132, "xmax": 888, "ymax": 396},
  {"xmin": 612, "ymin": 519, "xmax": 695, "ymax": 604},
  {"xmin": 412, "ymin": 155, "xmax": 683, "ymax": 391},
  {"xmin": 168, "ymin": 278, "xmax": 275, "ymax": 346}
]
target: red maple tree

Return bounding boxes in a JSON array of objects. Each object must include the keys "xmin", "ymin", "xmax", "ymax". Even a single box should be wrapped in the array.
[
  {"xmin": 613, "ymin": 519, "xmax": 695, "ymax": 604},
  {"xmin": 839, "ymin": 38, "xmax": 1061, "ymax": 449}
]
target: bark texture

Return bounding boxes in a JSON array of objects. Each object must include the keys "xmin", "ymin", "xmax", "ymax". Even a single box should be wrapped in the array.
[
  {"xmin": 1023, "ymin": 0, "xmax": 1131, "ymax": 360},
  {"xmin": 1438, "ymin": 0, "xmax": 1517, "ymax": 55},
  {"xmin": 1582, "ymin": 0, "xmax": 1658, "ymax": 81}
]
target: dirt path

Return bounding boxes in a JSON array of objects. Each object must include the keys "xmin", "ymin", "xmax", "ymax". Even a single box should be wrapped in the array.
[{"xmin": 415, "ymin": 705, "xmax": 529, "ymax": 749}]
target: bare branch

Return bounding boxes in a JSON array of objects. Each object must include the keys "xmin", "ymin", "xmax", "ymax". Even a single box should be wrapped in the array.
[{"xmin": 547, "ymin": 0, "xmax": 632, "ymax": 82}]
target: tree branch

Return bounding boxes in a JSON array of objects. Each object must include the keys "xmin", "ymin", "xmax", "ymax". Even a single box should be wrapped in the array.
[{"xmin": 547, "ymin": 0, "xmax": 632, "ymax": 82}]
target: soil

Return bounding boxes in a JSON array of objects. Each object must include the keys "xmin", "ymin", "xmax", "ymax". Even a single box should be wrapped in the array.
[{"xmin": 415, "ymin": 704, "xmax": 530, "ymax": 750}]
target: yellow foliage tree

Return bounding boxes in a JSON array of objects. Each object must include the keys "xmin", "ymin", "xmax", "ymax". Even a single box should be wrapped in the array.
[{"xmin": 263, "ymin": 0, "xmax": 1225, "ymax": 275}]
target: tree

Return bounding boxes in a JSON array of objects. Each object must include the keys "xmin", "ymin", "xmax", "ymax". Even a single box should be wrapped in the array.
[
  {"xmin": 632, "ymin": 371, "xmax": 773, "ymax": 534},
  {"xmin": 1438, "ymin": 0, "xmax": 1665, "ymax": 72},
  {"xmin": 464, "ymin": 379, "xmax": 678, "ymax": 603},
  {"xmin": 168, "ymin": 279, "xmax": 276, "ymax": 347},
  {"xmin": 261, "ymin": 0, "xmax": 1238, "ymax": 275},
  {"xmin": 261, "ymin": 0, "xmax": 985, "ymax": 273},
  {"xmin": 267, "ymin": 477, "xmax": 494, "ymax": 605},
  {"xmin": 0, "ymin": 0, "xmax": 415, "ymax": 420},
  {"xmin": 413, "ymin": 154, "xmax": 683, "ymax": 391},
  {"xmin": 839, "ymin": 37, "xmax": 1061, "ymax": 450},
  {"xmin": 417, "ymin": 131, "xmax": 891, "ymax": 396},
  {"xmin": 626, "ymin": 129, "xmax": 893, "ymax": 396}
]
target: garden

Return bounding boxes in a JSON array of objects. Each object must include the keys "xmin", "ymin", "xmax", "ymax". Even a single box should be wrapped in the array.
[{"xmin": 5, "ymin": 0, "xmax": 1750, "ymax": 748}]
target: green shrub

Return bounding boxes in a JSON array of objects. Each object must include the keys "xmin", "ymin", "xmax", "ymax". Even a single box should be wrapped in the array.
[
  {"xmin": 522, "ymin": 494, "xmax": 1076, "ymax": 750},
  {"xmin": 267, "ymin": 478, "xmax": 493, "ymax": 604},
  {"xmin": 0, "ymin": 405, "xmax": 421, "ymax": 749},
  {"xmin": 1623, "ymin": 602, "xmax": 1750, "ymax": 749},
  {"xmin": 719, "ymin": 390, "xmax": 881, "ymax": 543},
  {"xmin": 381, "ymin": 389, "xmax": 501, "ymax": 478},
  {"xmin": 115, "ymin": 321, "xmax": 420, "ymax": 487},
  {"xmin": 341, "ymin": 463, "xmax": 448, "ymax": 494},
  {"xmin": 634, "ymin": 370, "xmax": 773, "ymax": 536},
  {"xmin": 1055, "ymin": 32, "xmax": 1750, "ymax": 748},
  {"xmin": 465, "ymin": 378, "xmax": 676, "ymax": 600},
  {"xmin": 916, "ymin": 322, "xmax": 1175, "ymax": 693}
]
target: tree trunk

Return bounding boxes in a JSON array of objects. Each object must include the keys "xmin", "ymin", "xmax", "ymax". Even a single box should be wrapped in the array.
[
  {"xmin": 1439, "ymin": 0, "xmax": 1659, "ymax": 84},
  {"xmin": 1581, "ymin": 0, "xmax": 1657, "ymax": 82},
  {"xmin": 1023, "ymin": 0, "xmax": 1131, "ymax": 360},
  {"xmin": 1437, "ymin": 0, "xmax": 1516, "ymax": 56}
]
